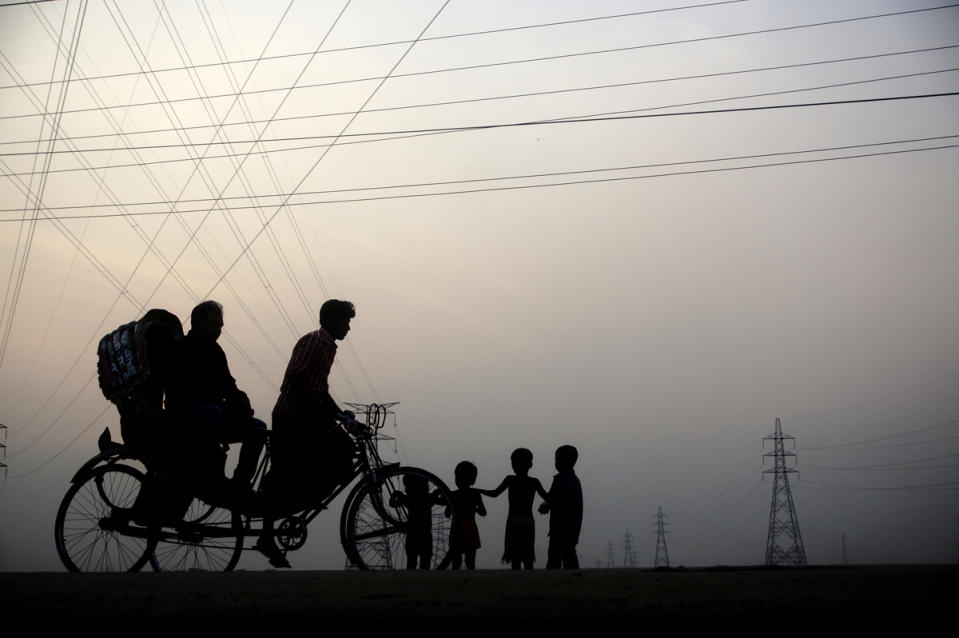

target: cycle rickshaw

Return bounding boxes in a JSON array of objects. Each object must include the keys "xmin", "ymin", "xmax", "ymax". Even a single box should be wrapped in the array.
[{"xmin": 54, "ymin": 402, "xmax": 454, "ymax": 571}]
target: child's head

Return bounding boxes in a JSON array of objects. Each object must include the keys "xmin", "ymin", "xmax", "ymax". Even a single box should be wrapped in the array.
[
  {"xmin": 510, "ymin": 448, "xmax": 533, "ymax": 475},
  {"xmin": 555, "ymin": 444, "xmax": 578, "ymax": 472},
  {"xmin": 454, "ymin": 461, "xmax": 478, "ymax": 489}
]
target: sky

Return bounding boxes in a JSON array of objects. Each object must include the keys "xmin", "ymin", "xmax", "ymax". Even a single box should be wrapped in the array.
[{"xmin": 0, "ymin": 0, "xmax": 957, "ymax": 571}]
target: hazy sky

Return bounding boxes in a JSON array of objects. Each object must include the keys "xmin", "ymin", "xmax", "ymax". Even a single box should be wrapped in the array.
[{"xmin": 1, "ymin": 0, "xmax": 957, "ymax": 571}]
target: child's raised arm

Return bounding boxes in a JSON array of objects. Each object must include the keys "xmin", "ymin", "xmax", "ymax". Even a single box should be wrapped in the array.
[{"xmin": 478, "ymin": 476, "xmax": 510, "ymax": 498}]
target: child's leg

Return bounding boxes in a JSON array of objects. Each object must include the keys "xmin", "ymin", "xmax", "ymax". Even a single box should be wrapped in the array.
[
  {"xmin": 452, "ymin": 552, "xmax": 462, "ymax": 570},
  {"xmin": 419, "ymin": 552, "xmax": 432, "ymax": 569},
  {"xmin": 465, "ymin": 549, "xmax": 476, "ymax": 570},
  {"xmin": 511, "ymin": 558, "xmax": 521, "ymax": 570},
  {"xmin": 523, "ymin": 558, "xmax": 533, "ymax": 570},
  {"xmin": 406, "ymin": 551, "xmax": 416, "ymax": 570}
]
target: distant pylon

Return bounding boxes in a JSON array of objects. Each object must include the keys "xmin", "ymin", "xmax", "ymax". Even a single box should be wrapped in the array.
[
  {"xmin": 0, "ymin": 422, "xmax": 6, "ymax": 478},
  {"xmin": 762, "ymin": 417, "xmax": 807, "ymax": 565},
  {"xmin": 653, "ymin": 506, "xmax": 670, "ymax": 567},
  {"xmin": 606, "ymin": 541, "xmax": 615, "ymax": 568},
  {"xmin": 623, "ymin": 530, "xmax": 637, "ymax": 568},
  {"xmin": 841, "ymin": 533, "xmax": 849, "ymax": 565}
]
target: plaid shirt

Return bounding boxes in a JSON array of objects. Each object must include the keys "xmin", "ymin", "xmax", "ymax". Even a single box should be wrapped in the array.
[{"xmin": 272, "ymin": 328, "xmax": 337, "ymax": 421}]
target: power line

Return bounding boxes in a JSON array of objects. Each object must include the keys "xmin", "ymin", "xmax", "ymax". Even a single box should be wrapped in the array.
[
  {"xmin": 0, "ymin": 1, "xmax": 764, "ymax": 90},
  {"xmin": 796, "ymin": 480, "xmax": 959, "ymax": 492},
  {"xmin": 0, "ymin": 0, "xmax": 59, "ymax": 7},
  {"xmin": 3, "ymin": 4, "xmax": 956, "ymax": 120},
  {"xmin": 6, "ymin": 43, "xmax": 953, "ymax": 151},
  {"xmin": 799, "ymin": 451, "xmax": 959, "ymax": 471},
  {"xmin": 801, "ymin": 418, "xmax": 959, "ymax": 450},
  {"xmin": 3, "ymin": 138, "xmax": 956, "ymax": 224},
  {"xmin": 2, "ymin": 133, "xmax": 952, "ymax": 216},
  {"xmin": 5, "ymin": 66, "xmax": 958, "ymax": 157}
]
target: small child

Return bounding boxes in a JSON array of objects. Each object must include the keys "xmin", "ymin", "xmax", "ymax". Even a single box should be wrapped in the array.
[
  {"xmin": 446, "ymin": 461, "xmax": 486, "ymax": 570},
  {"xmin": 481, "ymin": 448, "xmax": 549, "ymax": 569},
  {"xmin": 538, "ymin": 444, "xmax": 583, "ymax": 569},
  {"xmin": 391, "ymin": 474, "xmax": 436, "ymax": 569}
]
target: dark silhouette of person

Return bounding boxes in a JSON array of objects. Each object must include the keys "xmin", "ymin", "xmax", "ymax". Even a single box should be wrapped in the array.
[
  {"xmin": 390, "ymin": 474, "xmax": 441, "ymax": 569},
  {"xmin": 481, "ymin": 448, "xmax": 548, "ymax": 569},
  {"xmin": 165, "ymin": 300, "xmax": 267, "ymax": 498},
  {"xmin": 445, "ymin": 461, "xmax": 486, "ymax": 570},
  {"xmin": 114, "ymin": 308, "xmax": 184, "ymax": 451},
  {"xmin": 257, "ymin": 299, "xmax": 357, "ymax": 567},
  {"xmin": 539, "ymin": 445, "xmax": 582, "ymax": 569}
]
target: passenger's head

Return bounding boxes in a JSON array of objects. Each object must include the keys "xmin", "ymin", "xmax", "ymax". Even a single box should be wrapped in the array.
[
  {"xmin": 190, "ymin": 300, "xmax": 223, "ymax": 341},
  {"xmin": 510, "ymin": 448, "xmax": 533, "ymax": 475},
  {"xmin": 454, "ymin": 461, "xmax": 478, "ymax": 489},
  {"xmin": 555, "ymin": 445, "xmax": 578, "ymax": 472},
  {"xmin": 319, "ymin": 299, "xmax": 355, "ymax": 340}
]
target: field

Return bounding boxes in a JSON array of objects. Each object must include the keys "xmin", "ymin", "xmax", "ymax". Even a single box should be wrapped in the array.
[{"xmin": 1, "ymin": 565, "xmax": 954, "ymax": 626}]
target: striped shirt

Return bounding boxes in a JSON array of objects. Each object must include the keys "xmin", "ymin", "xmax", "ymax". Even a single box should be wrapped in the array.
[{"xmin": 272, "ymin": 328, "xmax": 337, "ymax": 421}]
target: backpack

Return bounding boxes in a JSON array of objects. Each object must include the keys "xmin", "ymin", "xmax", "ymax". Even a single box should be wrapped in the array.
[
  {"xmin": 97, "ymin": 321, "xmax": 150, "ymax": 405},
  {"xmin": 96, "ymin": 310, "xmax": 183, "ymax": 447}
]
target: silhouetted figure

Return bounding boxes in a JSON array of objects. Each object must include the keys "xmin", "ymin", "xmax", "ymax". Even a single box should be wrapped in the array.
[
  {"xmin": 97, "ymin": 308, "xmax": 183, "ymax": 450},
  {"xmin": 98, "ymin": 309, "xmax": 190, "ymax": 523},
  {"xmin": 539, "ymin": 445, "xmax": 582, "ymax": 569},
  {"xmin": 165, "ymin": 301, "xmax": 266, "ymax": 499},
  {"xmin": 390, "ymin": 474, "xmax": 441, "ymax": 569},
  {"xmin": 481, "ymin": 448, "xmax": 548, "ymax": 569},
  {"xmin": 258, "ymin": 299, "xmax": 357, "ymax": 568},
  {"xmin": 444, "ymin": 461, "xmax": 486, "ymax": 570}
]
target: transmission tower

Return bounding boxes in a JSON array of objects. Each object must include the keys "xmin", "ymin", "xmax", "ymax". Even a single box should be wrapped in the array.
[
  {"xmin": 606, "ymin": 540, "xmax": 615, "ymax": 568},
  {"xmin": 762, "ymin": 417, "xmax": 807, "ymax": 565},
  {"xmin": 652, "ymin": 506, "xmax": 670, "ymax": 567},
  {"xmin": 622, "ymin": 530, "xmax": 637, "ymax": 568},
  {"xmin": 841, "ymin": 533, "xmax": 849, "ymax": 565},
  {"xmin": 0, "ymin": 422, "xmax": 6, "ymax": 479}
]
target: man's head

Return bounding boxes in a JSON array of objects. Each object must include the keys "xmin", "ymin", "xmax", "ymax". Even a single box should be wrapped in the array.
[
  {"xmin": 320, "ymin": 299, "xmax": 355, "ymax": 340},
  {"xmin": 555, "ymin": 445, "xmax": 578, "ymax": 472},
  {"xmin": 190, "ymin": 300, "xmax": 224, "ymax": 341}
]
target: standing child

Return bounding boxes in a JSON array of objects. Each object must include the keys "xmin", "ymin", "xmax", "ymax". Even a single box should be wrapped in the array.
[
  {"xmin": 390, "ymin": 474, "xmax": 437, "ymax": 569},
  {"xmin": 538, "ymin": 444, "xmax": 583, "ymax": 569},
  {"xmin": 481, "ymin": 448, "xmax": 549, "ymax": 569},
  {"xmin": 446, "ymin": 461, "xmax": 486, "ymax": 570}
]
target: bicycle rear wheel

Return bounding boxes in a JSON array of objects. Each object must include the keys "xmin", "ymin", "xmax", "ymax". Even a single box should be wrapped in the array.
[
  {"xmin": 54, "ymin": 464, "xmax": 154, "ymax": 572},
  {"xmin": 340, "ymin": 466, "xmax": 452, "ymax": 570},
  {"xmin": 148, "ymin": 498, "xmax": 243, "ymax": 571}
]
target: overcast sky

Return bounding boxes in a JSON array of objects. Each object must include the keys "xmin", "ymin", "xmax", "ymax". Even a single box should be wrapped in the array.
[{"xmin": 1, "ymin": 0, "xmax": 957, "ymax": 571}]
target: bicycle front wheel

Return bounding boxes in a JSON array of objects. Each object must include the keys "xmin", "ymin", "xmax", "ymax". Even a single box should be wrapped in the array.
[
  {"xmin": 148, "ymin": 498, "xmax": 243, "ymax": 572},
  {"xmin": 54, "ymin": 464, "xmax": 154, "ymax": 572},
  {"xmin": 340, "ymin": 466, "xmax": 453, "ymax": 570}
]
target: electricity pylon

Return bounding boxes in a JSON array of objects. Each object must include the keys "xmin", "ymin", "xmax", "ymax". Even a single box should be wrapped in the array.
[
  {"xmin": 623, "ymin": 530, "xmax": 637, "ymax": 567},
  {"xmin": 652, "ymin": 506, "xmax": 670, "ymax": 567},
  {"xmin": 762, "ymin": 417, "xmax": 807, "ymax": 565},
  {"xmin": 0, "ymin": 422, "xmax": 6, "ymax": 479},
  {"xmin": 841, "ymin": 533, "xmax": 849, "ymax": 565},
  {"xmin": 606, "ymin": 541, "xmax": 615, "ymax": 568}
]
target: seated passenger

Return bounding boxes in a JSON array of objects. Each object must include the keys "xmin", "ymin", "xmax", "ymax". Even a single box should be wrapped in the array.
[{"xmin": 165, "ymin": 300, "xmax": 267, "ymax": 501}]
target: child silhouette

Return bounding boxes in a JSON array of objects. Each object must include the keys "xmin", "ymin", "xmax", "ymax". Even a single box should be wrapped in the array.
[
  {"xmin": 481, "ymin": 448, "xmax": 548, "ymax": 569},
  {"xmin": 538, "ymin": 444, "xmax": 582, "ymax": 569},
  {"xmin": 446, "ymin": 461, "xmax": 486, "ymax": 570},
  {"xmin": 390, "ymin": 474, "xmax": 439, "ymax": 569}
]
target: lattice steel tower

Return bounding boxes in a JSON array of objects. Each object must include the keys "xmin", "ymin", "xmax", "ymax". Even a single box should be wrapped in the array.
[
  {"xmin": 653, "ymin": 506, "xmax": 670, "ymax": 567},
  {"xmin": 0, "ymin": 422, "xmax": 6, "ymax": 479},
  {"xmin": 622, "ymin": 530, "xmax": 637, "ymax": 567},
  {"xmin": 762, "ymin": 418, "xmax": 807, "ymax": 565}
]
